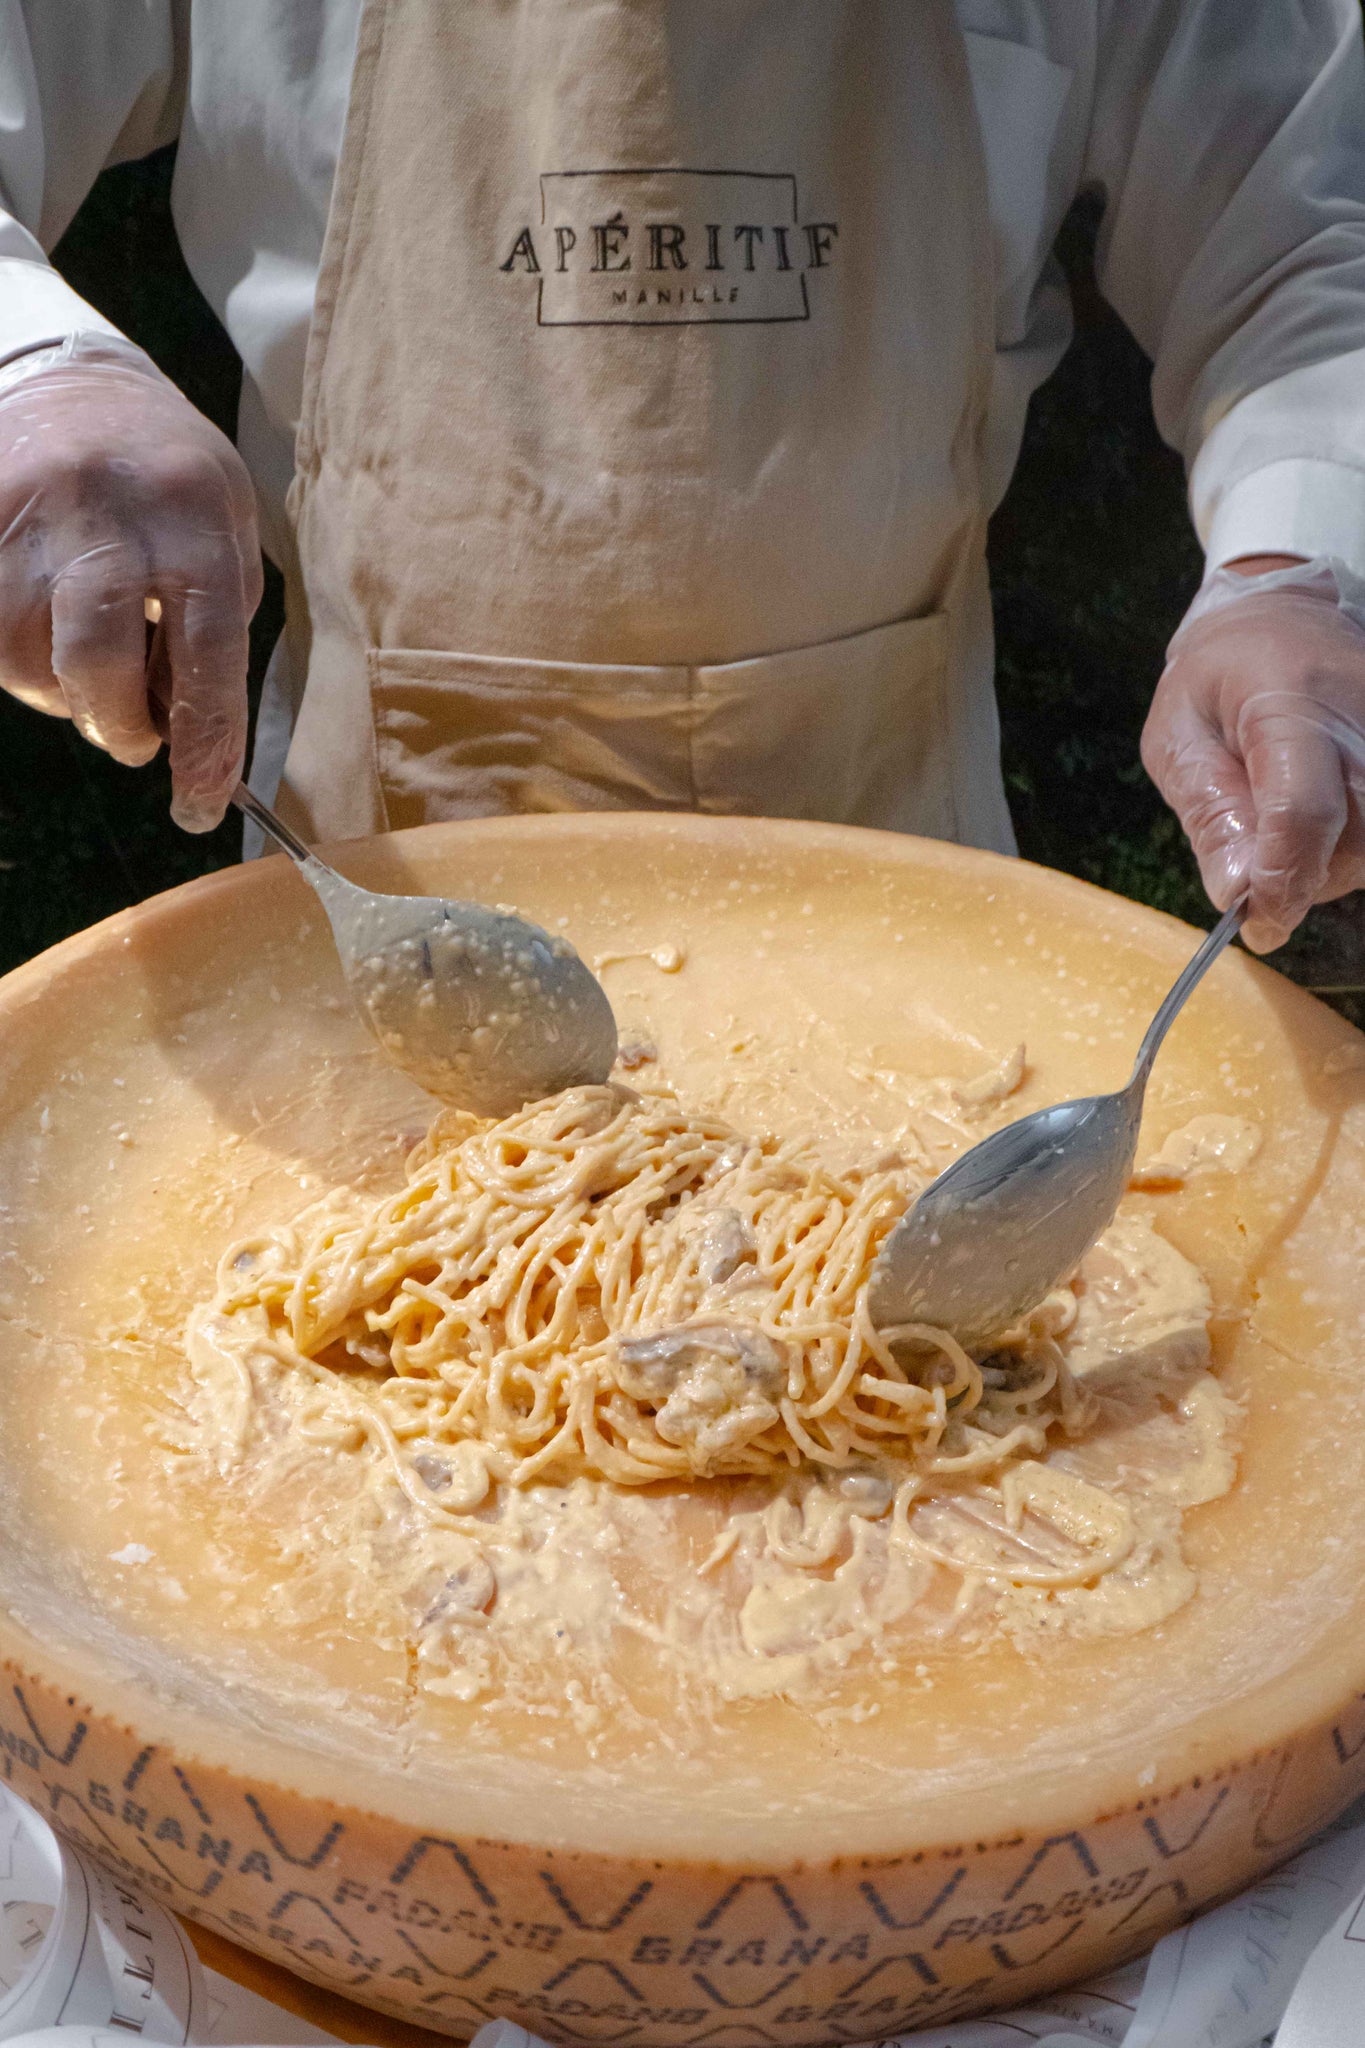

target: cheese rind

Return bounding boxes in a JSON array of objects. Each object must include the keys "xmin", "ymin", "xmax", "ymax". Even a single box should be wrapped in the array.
[
  {"xmin": 1, "ymin": 1641, "xmax": 1362, "ymax": 2045},
  {"xmin": 0, "ymin": 814, "xmax": 1362, "ymax": 2043}
]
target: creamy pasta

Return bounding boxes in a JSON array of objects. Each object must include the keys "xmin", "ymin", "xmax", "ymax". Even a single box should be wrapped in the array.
[{"xmin": 204, "ymin": 1082, "xmax": 1096, "ymax": 1504}]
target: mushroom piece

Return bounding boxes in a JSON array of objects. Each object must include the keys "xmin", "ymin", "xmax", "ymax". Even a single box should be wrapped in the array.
[
  {"xmin": 615, "ymin": 1321, "xmax": 787, "ymax": 1469},
  {"xmin": 416, "ymin": 1553, "xmax": 496, "ymax": 1627},
  {"xmin": 682, "ymin": 1205, "xmax": 758, "ymax": 1285}
]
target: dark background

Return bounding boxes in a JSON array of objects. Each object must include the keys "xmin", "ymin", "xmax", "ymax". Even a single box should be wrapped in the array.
[{"xmin": 1, "ymin": 150, "xmax": 1361, "ymax": 1021}]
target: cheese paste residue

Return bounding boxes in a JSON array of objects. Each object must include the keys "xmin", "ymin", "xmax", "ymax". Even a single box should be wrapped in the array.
[
  {"xmin": 1131, "ymin": 1115, "xmax": 1262, "ymax": 1188},
  {"xmin": 175, "ymin": 1055, "xmax": 1240, "ymax": 1713}
]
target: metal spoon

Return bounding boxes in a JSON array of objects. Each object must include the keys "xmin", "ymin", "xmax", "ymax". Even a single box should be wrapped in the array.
[
  {"xmin": 232, "ymin": 785, "xmax": 618, "ymax": 1116},
  {"xmin": 867, "ymin": 902, "xmax": 1245, "ymax": 1342},
  {"xmin": 142, "ymin": 608, "xmax": 616, "ymax": 1115}
]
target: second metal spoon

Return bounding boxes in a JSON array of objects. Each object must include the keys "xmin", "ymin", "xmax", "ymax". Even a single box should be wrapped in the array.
[{"xmin": 867, "ymin": 902, "xmax": 1245, "ymax": 1342}]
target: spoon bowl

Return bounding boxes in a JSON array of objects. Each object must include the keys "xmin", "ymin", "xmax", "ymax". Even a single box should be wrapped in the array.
[
  {"xmin": 869, "ymin": 901, "xmax": 1245, "ymax": 1340},
  {"xmin": 237, "ymin": 788, "xmax": 618, "ymax": 1115},
  {"xmin": 145, "ymin": 614, "xmax": 618, "ymax": 1115},
  {"xmin": 866, "ymin": 1088, "xmax": 1142, "ymax": 1340}
]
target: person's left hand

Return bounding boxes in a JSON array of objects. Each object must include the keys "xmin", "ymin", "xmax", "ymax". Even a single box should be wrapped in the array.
[{"xmin": 1142, "ymin": 557, "xmax": 1365, "ymax": 953}]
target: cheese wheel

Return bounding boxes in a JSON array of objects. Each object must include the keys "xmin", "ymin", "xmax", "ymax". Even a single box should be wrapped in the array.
[{"xmin": 0, "ymin": 815, "xmax": 1363, "ymax": 2047}]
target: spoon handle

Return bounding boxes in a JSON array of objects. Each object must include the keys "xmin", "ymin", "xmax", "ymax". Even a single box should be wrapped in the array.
[
  {"xmin": 231, "ymin": 782, "xmax": 316, "ymax": 868},
  {"xmin": 145, "ymin": 616, "xmax": 319, "ymax": 874},
  {"xmin": 1129, "ymin": 899, "xmax": 1246, "ymax": 1088}
]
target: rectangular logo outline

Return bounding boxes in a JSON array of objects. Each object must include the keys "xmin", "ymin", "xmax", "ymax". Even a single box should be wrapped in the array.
[{"xmin": 536, "ymin": 168, "xmax": 811, "ymax": 327}]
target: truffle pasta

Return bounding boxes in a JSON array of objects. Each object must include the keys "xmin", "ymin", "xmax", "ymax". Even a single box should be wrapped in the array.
[{"xmin": 204, "ymin": 1083, "xmax": 1093, "ymax": 1502}]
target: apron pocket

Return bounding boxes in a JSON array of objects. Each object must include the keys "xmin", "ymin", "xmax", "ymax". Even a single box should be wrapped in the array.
[
  {"xmin": 368, "ymin": 648, "xmax": 699, "ymax": 826},
  {"xmin": 691, "ymin": 612, "xmax": 953, "ymax": 834},
  {"xmin": 368, "ymin": 612, "xmax": 953, "ymax": 836}
]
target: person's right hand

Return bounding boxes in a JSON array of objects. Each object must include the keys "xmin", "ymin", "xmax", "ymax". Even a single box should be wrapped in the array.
[{"xmin": 0, "ymin": 333, "xmax": 262, "ymax": 832}]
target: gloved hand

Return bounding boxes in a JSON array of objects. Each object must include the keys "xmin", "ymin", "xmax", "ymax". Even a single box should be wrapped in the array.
[
  {"xmin": 0, "ymin": 332, "xmax": 262, "ymax": 832},
  {"xmin": 1142, "ymin": 556, "xmax": 1365, "ymax": 952}
]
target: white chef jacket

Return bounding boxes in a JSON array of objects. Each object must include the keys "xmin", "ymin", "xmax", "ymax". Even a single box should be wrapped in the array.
[{"xmin": 3, "ymin": 1, "xmax": 1365, "ymax": 611}]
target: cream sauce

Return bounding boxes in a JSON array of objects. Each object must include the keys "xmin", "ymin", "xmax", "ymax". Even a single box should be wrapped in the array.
[
  {"xmin": 1131, "ymin": 1114, "xmax": 1262, "ymax": 1188},
  {"xmin": 183, "ymin": 1174, "xmax": 1234, "ymax": 1715},
  {"xmin": 596, "ymin": 943, "xmax": 687, "ymax": 974},
  {"xmin": 952, "ymin": 1041, "xmax": 1028, "ymax": 1113}
]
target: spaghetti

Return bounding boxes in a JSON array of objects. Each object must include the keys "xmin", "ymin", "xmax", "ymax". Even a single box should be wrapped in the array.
[{"xmin": 206, "ymin": 1083, "xmax": 1094, "ymax": 1501}]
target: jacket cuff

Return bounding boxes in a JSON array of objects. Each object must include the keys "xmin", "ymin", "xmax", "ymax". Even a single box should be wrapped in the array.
[
  {"xmin": 1190, "ymin": 347, "xmax": 1365, "ymax": 577},
  {"xmin": 1202, "ymin": 458, "xmax": 1365, "ymax": 578},
  {"xmin": 0, "ymin": 257, "xmax": 123, "ymax": 366}
]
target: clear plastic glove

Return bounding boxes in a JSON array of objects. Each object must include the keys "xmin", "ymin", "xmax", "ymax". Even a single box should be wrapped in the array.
[
  {"xmin": 1142, "ymin": 556, "xmax": 1365, "ymax": 952},
  {"xmin": 0, "ymin": 332, "xmax": 262, "ymax": 832}
]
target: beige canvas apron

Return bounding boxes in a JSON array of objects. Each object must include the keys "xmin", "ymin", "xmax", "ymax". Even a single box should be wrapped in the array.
[{"xmin": 279, "ymin": 0, "xmax": 1014, "ymax": 854}]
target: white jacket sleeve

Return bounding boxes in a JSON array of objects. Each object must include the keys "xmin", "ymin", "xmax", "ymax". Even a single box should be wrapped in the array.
[
  {"xmin": 0, "ymin": 0, "xmax": 184, "ymax": 363},
  {"xmin": 1087, "ymin": 0, "xmax": 1365, "ymax": 574}
]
